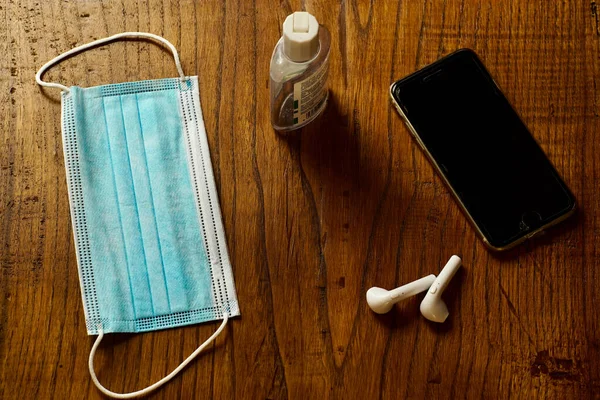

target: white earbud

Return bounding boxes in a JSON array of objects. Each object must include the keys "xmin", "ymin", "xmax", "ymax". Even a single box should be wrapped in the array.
[
  {"xmin": 420, "ymin": 255, "xmax": 462, "ymax": 323},
  {"xmin": 366, "ymin": 274, "xmax": 437, "ymax": 314}
]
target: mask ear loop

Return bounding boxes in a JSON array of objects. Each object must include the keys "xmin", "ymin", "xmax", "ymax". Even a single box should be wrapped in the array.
[
  {"xmin": 35, "ymin": 32, "xmax": 187, "ymax": 93},
  {"xmin": 88, "ymin": 312, "xmax": 228, "ymax": 399}
]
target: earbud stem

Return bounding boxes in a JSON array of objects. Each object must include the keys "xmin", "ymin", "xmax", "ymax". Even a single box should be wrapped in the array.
[
  {"xmin": 389, "ymin": 274, "xmax": 436, "ymax": 301},
  {"xmin": 427, "ymin": 255, "xmax": 461, "ymax": 297}
]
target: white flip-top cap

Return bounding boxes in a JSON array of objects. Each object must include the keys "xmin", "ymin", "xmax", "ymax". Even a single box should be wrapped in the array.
[{"xmin": 283, "ymin": 12, "xmax": 320, "ymax": 62}]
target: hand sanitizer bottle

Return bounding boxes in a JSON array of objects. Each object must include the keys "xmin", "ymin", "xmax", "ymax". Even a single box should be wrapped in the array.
[{"xmin": 270, "ymin": 12, "xmax": 331, "ymax": 132}]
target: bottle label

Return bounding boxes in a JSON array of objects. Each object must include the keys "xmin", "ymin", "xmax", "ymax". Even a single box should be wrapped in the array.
[{"xmin": 293, "ymin": 61, "xmax": 328, "ymax": 126}]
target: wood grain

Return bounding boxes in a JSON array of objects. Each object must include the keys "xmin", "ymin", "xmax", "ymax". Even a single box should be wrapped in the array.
[{"xmin": 1, "ymin": 0, "xmax": 599, "ymax": 398}]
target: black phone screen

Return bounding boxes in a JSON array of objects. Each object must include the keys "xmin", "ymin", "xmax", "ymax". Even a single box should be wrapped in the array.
[{"xmin": 392, "ymin": 49, "xmax": 574, "ymax": 249}]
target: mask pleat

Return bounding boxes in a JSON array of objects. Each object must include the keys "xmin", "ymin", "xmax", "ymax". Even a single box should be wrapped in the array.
[
  {"xmin": 135, "ymin": 90, "xmax": 211, "ymax": 314},
  {"xmin": 111, "ymin": 93, "xmax": 171, "ymax": 317},
  {"xmin": 103, "ymin": 95, "xmax": 158, "ymax": 319}
]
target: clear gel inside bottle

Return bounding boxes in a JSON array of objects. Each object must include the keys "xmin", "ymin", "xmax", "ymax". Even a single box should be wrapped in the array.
[{"xmin": 270, "ymin": 12, "xmax": 331, "ymax": 132}]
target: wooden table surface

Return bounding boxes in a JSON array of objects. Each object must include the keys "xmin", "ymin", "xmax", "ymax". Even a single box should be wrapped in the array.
[{"xmin": 2, "ymin": 0, "xmax": 600, "ymax": 398}]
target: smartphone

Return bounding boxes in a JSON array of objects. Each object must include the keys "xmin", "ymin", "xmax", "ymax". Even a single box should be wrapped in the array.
[{"xmin": 390, "ymin": 48, "xmax": 575, "ymax": 251}]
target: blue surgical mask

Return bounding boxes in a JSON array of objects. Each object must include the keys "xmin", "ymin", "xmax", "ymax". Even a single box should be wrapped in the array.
[{"xmin": 36, "ymin": 32, "xmax": 239, "ymax": 398}]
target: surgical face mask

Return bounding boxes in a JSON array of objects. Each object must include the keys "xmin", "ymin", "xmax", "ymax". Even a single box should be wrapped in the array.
[{"xmin": 36, "ymin": 32, "xmax": 239, "ymax": 398}]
